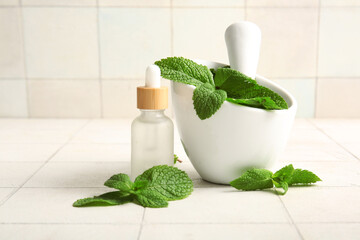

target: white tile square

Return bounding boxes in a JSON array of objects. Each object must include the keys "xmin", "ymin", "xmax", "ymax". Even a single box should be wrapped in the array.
[
  {"xmin": 0, "ymin": 80, "xmax": 28, "ymax": 117},
  {"xmin": 316, "ymin": 78, "xmax": 360, "ymax": 117},
  {"xmin": 0, "ymin": 144, "xmax": 61, "ymax": 162},
  {"xmin": 273, "ymin": 79, "xmax": 316, "ymax": 117},
  {"xmin": 173, "ymin": 0, "xmax": 244, "ymax": 7},
  {"xmin": 141, "ymin": 224, "xmax": 300, "ymax": 240},
  {"xmin": 99, "ymin": 0, "xmax": 170, "ymax": 7},
  {"xmin": 281, "ymin": 187, "xmax": 360, "ymax": 223},
  {"xmin": 52, "ymin": 143, "xmax": 131, "ymax": 162},
  {"xmin": 23, "ymin": 8, "xmax": 99, "ymax": 78},
  {"xmin": 102, "ymin": 80, "xmax": 141, "ymax": 118},
  {"xmin": 144, "ymin": 187, "xmax": 291, "ymax": 223},
  {"xmin": 0, "ymin": 188, "xmax": 144, "ymax": 223},
  {"xmin": 99, "ymin": 8, "xmax": 171, "ymax": 79},
  {"xmin": 0, "ymin": 224, "xmax": 140, "ymax": 240},
  {"xmin": 0, "ymin": 119, "xmax": 87, "ymax": 144},
  {"xmin": 247, "ymin": 8, "xmax": 318, "ymax": 78},
  {"xmin": 287, "ymin": 127, "xmax": 333, "ymax": 145},
  {"xmin": 247, "ymin": 0, "xmax": 318, "ymax": 7},
  {"xmin": 0, "ymin": 0, "xmax": 19, "ymax": 6},
  {"xmin": 0, "ymin": 188, "xmax": 15, "ymax": 203},
  {"xmin": 298, "ymin": 223, "xmax": 360, "ymax": 240},
  {"xmin": 0, "ymin": 8, "xmax": 24, "ymax": 78},
  {"xmin": 28, "ymin": 80, "xmax": 101, "ymax": 118},
  {"xmin": 22, "ymin": 0, "xmax": 96, "ymax": 6},
  {"xmin": 0, "ymin": 162, "xmax": 42, "ymax": 187},
  {"xmin": 318, "ymin": 8, "xmax": 360, "ymax": 77},
  {"xmin": 71, "ymin": 119, "xmax": 132, "ymax": 144},
  {"xmin": 173, "ymin": 8, "xmax": 244, "ymax": 64},
  {"xmin": 342, "ymin": 143, "xmax": 360, "ymax": 159},
  {"xmin": 321, "ymin": 0, "xmax": 360, "ymax": 7},
  {"xmin": 24, "ymin": 162, "xmax": 130, "ymax": 187}
]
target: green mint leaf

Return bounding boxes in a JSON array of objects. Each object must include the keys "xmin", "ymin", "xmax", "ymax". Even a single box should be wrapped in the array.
[
  {"xmin": 135, "ymin": 165, "xmax": 193, "ymax": 201},
  {"xmin": 230, "ymin": 169, "xmax": 274, "ymax": 191},
  {"xmin": 135, "ymin": 190, "xmax": 168, "ymax": 208},
  {"xmin": 214, "ymin": 68, "xmax": 288, "ymax": 109},
  {"xmin": 104, "ymin": 173, "xmax": 133, "ymax": 192},
  {"xmin": 73, "ymin": 191, "xmax": 132, "ymax": 207},
  {"xmin": 272, "ymin": 164, "xmax": 295, "ymax": 184},
  {"xmin": 288, "ymin": 169, "xmax": 322, "ymax": 185},
  {"xmin": 227, "ymin": 97, "xmax": 282, "ymax": 110},
  {"xmin": 155, "ymin": 57, "xmax": 214, "ymax": 87},
  {"xmin": 132, "ymin": 180, "xmax": 149, "ymax": 192},
  {"xmin": 275, "ymin": 181, "xmax": 289, "ymax": 195},
  {"xmin": 192, "ymin": 83, "xmax": 227, "ymax": 120},
  {"xmin": 174, "ymin": 154, "xmax": 179, "ymax": 164}
]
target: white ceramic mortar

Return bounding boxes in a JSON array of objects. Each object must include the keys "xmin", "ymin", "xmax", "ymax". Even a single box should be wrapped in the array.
[{"xmin": 171, "ymin": 60, "xmax": 297, "ymax": 184}]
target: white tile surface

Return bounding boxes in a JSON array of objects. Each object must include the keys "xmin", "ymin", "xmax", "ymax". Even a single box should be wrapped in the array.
[
  {"xmin": 0, "ymin": 188, "xmax": 144, "ymax": 223},
  {"xmin": 316, "ymin": 78, "xmax": 360, "ymax": 117},
  {"xmin": 0, "ymin": 144, "xmax": 61, "ymax": 162},
  {"xmin": 273, "ymin": 79, "xmax": 316, "ymax": 117},
  {"xmin": 0, "ymin": 80, "xmax": 28, "ymax": 117},
  {"xmin": 0, "ymin": 188, "xmax": 14, "ymax": 203},
  {"xmin": 52, "ymin": 143, "xmax": 131, "ymax": 162},
  {"xmin": 144, "ymin": 187, "xmax": 291, "ymax": 223},
  {"xmin": 22, "ymin": 0, "xmax": 96, "ymax": 6},
  {"xmin": 99, "ymin": 8, "xmax": 171, "ymax": 79},
  {"xmin": 28, "ymin": 80, "xmax": 101, "ymax": 118},
  {"xmin": 173, "ymin": 8, "xmax": 244, "ymax": 64},
  {"xmin": 71, "ymin": 119, "xmax": 131, "ymax": 144},
  {"xmin": 0, "ymin": 224, "xmax": 140, "ymax": 240},
  {"xmin": 99, "ymin": 0, "xmax": 170, "ymax": 7},
  {"xmin": 0, "ymin": 8, "xmax": 24, "ymax": 78},
  {"xmin": 0, "ymin": 119, "xmax": 87, "ymax": 144},
  {"xmin": 281, "ymin": 187, "xmax": 360, "ymax": 223},
  {"xmin": 247, "ymin": 0, "xmax": 318, "ymax": 7},
  {"xmin": 23, "ymin": 8, "xmax": 99, "ymax": 78},
  {"xmin": 318, "ymin": 8, "xmax": 360, "ymax": 77},
  {"xmin": 141, "ymin": 223, "xmax": 300, "ymax": 240},
  {"xmin": 102, "ymin": 80, "xmax": 141, "ymax": 118},
  {"xmin": 321, "ymin": 0, "xmax": 360, "ymax": 7},
  {"xmin": 173, "ymin": 0, "xmax": 244, "ymax": 7},
  {"xmin": 0, "ymin": 162, "xmax": 42, "ymax": 187},
  {"xmin": 0, "ymin": 0, "xmax": 19, "ymax": 6},
  {"xmin": 298, "ymin": 223, "xmax": 360, "ymax": 240},
  {"xmin": 247, "ymin": 8, "xmax": 318, "ymax": 78},
  {"xmin": 24, "ymin": 162, "xmax": 130, "ymax": 187},
  {"xmin": 287, "ymin": 127, "xmax": 333, "ymax": 145}
]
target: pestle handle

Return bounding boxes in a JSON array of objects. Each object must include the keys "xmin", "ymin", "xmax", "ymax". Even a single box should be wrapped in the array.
[{"xmin": 225, "ymin": 21, "xmax": 261, "ymax": 79}]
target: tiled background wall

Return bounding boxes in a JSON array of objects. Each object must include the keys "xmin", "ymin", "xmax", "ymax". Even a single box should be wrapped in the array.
[{"xmin": 0, "ymin": 0, "xmax": 359, "ymax": 118}]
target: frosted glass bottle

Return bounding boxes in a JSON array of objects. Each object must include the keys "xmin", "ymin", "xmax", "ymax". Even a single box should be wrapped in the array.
[{"xmin": 131, "ymin": 109, "xmax": 174, "ymax": 180}]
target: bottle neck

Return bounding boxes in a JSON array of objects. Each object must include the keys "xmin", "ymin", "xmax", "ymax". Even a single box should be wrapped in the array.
[{"xmin": 139, "ymin": 109, "xmax": 166, "ymax": 119}]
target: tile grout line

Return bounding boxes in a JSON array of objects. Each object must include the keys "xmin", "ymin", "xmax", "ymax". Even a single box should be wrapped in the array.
[
  {"xmin": 18, "ymin": 1, "xmax": 31, "ymax": 118},
  {"xmin": 314, "ymin": 0, "xmax": 321, "ymax": 117},
  {"xmin": 96, "ymin": 0, "xmax": 104, "ymax": 118},
  {"xmin": 278, "ymin": 196, "xmax": 305, "ymax": 240},
  {"xmin": 0, "ymin": 119, "xmax": 92, "ymax": 207},
  {"xmin": 137, "ymin": 208, "xmax": 146, "ymax": 240},
  {"xmin": 308, "ymin": 119, "xmax": 360, "ymax": 162}
]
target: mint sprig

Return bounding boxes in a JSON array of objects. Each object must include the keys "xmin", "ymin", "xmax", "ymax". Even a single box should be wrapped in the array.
[
  {"xmin": 155, "ymin": 57, "xmax": 288, "ymax": 120},
  {"xmin": 230, "ymin": 164, "xmax": 321, "ymax": 195},
  {"xmin": 73, "ymin": 165, "xmax": 193, "ymax": 208}
]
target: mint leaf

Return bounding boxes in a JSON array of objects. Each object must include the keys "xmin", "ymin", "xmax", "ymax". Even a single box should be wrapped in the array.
[
  {"xmin": 227, "ymin": 97, "xmax": 282, "ymax": 110},
  {"xmin": 275, "ymin": 181, "xmax": 289, "ymax": 195},
  {"xmin": 174, "ymin": 154, "xmax": 179, "ymax": 164},
  {"xmin": 73, "ymin": 191, "xmax": 132, "ymax": 207},
  {"xmin": 135, "ymin": 190, "xmax": 168, "ymax": 208},
  {"xmin": 288, "ymin": 169, "xmax": 322, "ymax": 185},
  {"xmin": 192, "ymin": 83, "xmax": 227, "ymax": 120},
  {"xmin": 104, "ymin": 173, "xmax": 133, "ymax": 192},
  {"xmin": 133, "ymin": 180, "xmax": 148, "ymax": 192},
  {"xmin": 215, "ymin": 68, "xmax": 288, "ymax": 109},
  {"xmin": 230, "ymin": 169, "xmax": 274, "ymax": 191},
  {"xmin": 272, "ymin": 164, "xmax": 295, "ymax": 184},
  {"xmin": 155, "ymin": 57, "xmax": 214, "ymax": 87},
  {"xmin": 135, "ymin": 165, "xmax": 193, "ymax": 201}
]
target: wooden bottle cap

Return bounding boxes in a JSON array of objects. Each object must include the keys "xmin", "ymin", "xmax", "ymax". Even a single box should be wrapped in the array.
[{"xmin": 137, "ymin": 86, "xmax": 168, "ymax": 110}]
